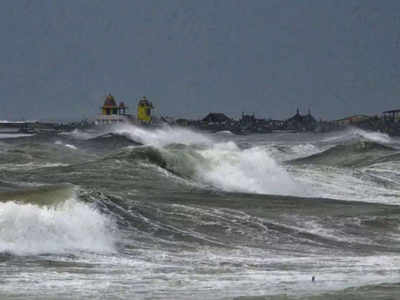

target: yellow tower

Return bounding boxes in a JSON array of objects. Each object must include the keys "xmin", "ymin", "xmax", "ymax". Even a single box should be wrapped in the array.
[{"xmin": 137, "ymin": 96, "xmax": 153, "ymax": 123}]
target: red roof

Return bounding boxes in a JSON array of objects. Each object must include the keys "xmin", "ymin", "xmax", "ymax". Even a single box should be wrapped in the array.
[{"xmin": 103, "ymin": 94, "xmax": 117, "ymax": 107}]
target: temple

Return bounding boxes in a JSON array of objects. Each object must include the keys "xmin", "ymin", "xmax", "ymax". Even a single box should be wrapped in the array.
[
  {"xmin": 95, "ymin": 93, "xmax": 157, "ymax": 125},
  {"xmin": 96, "ymin": 93, "xmax": 131, "ymax": 124}
]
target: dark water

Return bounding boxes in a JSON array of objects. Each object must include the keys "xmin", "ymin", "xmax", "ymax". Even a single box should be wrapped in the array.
[{"xmin": 1, "ymin": 125, "xmax": 400, "ymax": 299}]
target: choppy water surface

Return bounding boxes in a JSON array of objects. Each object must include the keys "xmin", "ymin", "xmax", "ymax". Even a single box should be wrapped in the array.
[{"xmin": 1, "ymin": 125, "xmax": 400, "ymax": 299}]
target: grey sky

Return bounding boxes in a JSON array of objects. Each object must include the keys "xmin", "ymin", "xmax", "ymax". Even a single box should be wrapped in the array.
[{"xmin": 1, "ymin": 0, "xmax": 399, "ymax": 121}]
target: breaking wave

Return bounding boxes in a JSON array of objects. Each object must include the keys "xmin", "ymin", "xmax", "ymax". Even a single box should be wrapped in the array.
[
  {"xmin": 113, "ymin": 123, "xmax": 213, "ymax": 147},
  {"xmin": 0, "ymin": 187, "xmax": 117, "ymax": 255},
  {"xmin": 195, "ymin": 142, "xmax": 303, "ymax": 194},
  {"xmin": 323, "ymin": 128, "xmax": 392, "ymax": 144},
  {"xmin": 60, "ymin": 128, "xmax": 101, "ymax": 140},
  {"xmin": 290, "ymin": 141, "xmax": 396, "ymax": 167},
  {"xmin": 106, "ymin": 124, "xmax": 304, "ymax": 196},
  {"xmin": 55, "ymin": 140, "xmax": 78, "ymax": 150},
  {"xmin": 3, "ymin": 124, "xmax": 400, "ymax": 299}
]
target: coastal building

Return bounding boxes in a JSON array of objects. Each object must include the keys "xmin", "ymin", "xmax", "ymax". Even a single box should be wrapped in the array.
[
  {"xmin": 96, "ymin": 93, "xmax": 132, "ymax": 125},
  {"xmin": 137, "ymin": 96, "xmax": 154, "ymax": 124},
  {"xmin": 238, "ymin": 113, "xmax": 272, "ymax": 133},
  {"xmin": 95, "ymin": 94, "xmax": 158, "ymax": 126},
  {"xmin": 202, "ymin": 113, "xmax": 231, "ymax": 124},
  {"xmin": 240, "ymin": 113, "xmax": 256, "ymax": 125},
  {"xmin": 269, "ymin": 120, "xmax": 285, "ymax": 130},
  {"xmin": 335, "ymin": 114, "xmax": 370, "ymax": 126},
  {"xmin": 285, "ymin": 108, "xmax": 317, "ymax": 131},
  {"xmin": 383, "ymin": 109, "xmax": 400, "ymax": 121}
]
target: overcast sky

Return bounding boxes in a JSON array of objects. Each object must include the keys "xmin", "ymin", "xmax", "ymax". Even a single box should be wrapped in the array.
[{"xmin": 1, "ymin": 0, "xmax": 400, "ymax": 121}]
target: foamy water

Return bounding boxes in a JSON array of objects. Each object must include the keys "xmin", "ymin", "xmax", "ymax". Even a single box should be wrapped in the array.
[
  {"xmin": 113, "ymin": 124, "xmax": 304, "ymax": 195},
  {"xmin": 0, "ymin": 133, "xmax": 34, "ymax": 139},
  {"xmin": 196, "ymin": 142, "xmax": 304, "ymax": 195},
  {"xmin": 2, "ymin": 126, "xmax": 400, "ymax": 300},
  {"xmin": 114, "ymin": 123, "xmax": 213, "ymax": 147},
  {"xmin": 323, "ymin": 128, "xmax": 392, "ymax": 144},
  {"xmin": 55, "ymin": 140, "xmax": 78, "ymax": 150},
  {"xmin": 0, "ymin": 196, "xmax": 117, "ymax": 255}
]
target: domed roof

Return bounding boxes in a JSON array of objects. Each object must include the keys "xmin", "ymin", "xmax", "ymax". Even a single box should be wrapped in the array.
[
  {"xmin": 103, "ymin": 93, "xmax": 117, "ymax": 107},
  {"xmin": 138, "ymin": 96, "xmax": 153, "ymax": 107}
]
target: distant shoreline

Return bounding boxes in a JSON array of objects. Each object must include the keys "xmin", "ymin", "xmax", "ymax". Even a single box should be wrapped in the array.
[{"xmin": 2, "ymin": 113, "xmax": 400, "ymax": 137}]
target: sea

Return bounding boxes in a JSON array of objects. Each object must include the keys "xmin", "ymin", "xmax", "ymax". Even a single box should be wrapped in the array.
[{"xmin": 1, "ymin": 124, "xmax": 400, "ymax": 300}]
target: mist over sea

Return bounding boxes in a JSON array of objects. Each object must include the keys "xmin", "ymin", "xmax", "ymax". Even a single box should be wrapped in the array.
[{"xmin": 1, "ymin": 125, "xmax": 400, "ymax": 299}]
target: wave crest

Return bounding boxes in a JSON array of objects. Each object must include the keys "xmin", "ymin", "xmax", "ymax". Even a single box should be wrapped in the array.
[
  {"xmin": 0, "ymin": 190, "xmax": 117, "ymax": 255},
  {"xmin": 290, "ymin": 141, "xmax": 395, "ymax": 167}
]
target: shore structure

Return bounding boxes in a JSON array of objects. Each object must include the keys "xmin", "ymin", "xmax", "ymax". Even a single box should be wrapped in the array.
[
  {"xmin": 285, "ymin": 108, "xmax": 317, "ymax": 131},
  {"xmin": 382, "ymin": 109, "xmax": 400, "ymax": 121},
  {"xmin": 95, "ymin": 94, "xmax": 156, "ymax": 126},
  {"xmin": 0, "ymin": 94, "xmax": 158, "ymax": 134},
  {"xmin": 96, "ymin": 93, "xmax": 132, "ymax": 125},
  {"xmin": 137, "ymin": 96, "xmax": 154, "ymax": 125},
  {"xmin": 172, "ymin": 107, "xmax": 400, "ymax": 136},
  {"xmin": 175, "ymin": 109, "xmax": 317, "ymax": 134},
  {"xmin": 4, "ymin": 96, "xmax": 400, "ymax": 136}
]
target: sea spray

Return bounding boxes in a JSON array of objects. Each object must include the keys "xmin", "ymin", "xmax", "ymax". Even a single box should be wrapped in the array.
[
  {"xmin": 60, "ymin": 128, "xmax": 103, "ymax": 140},
  {"xmin": 195, "ymin": 142, "xmax": 303, "ymax": 195},
  {"xmin": 55, "ymin": 140, "xmax": 78, "ymax": 150},
  {"xmin": 113, "ymin": 123, "xmax": 213, "ymax": 147},
  {"xmin": 0, "ymin": 196, "xmax": 117, "ymax": 255},
  {"xmin": 112, "ymin": 124, "xmax": 304, "ymax": 195},
  {"xmin": 2, "ymin": 127, "xmax": 400, "ymax": 299},
  {"xmin": 323, "ymin": 128, "xmax": 392, "ymax": 144}
]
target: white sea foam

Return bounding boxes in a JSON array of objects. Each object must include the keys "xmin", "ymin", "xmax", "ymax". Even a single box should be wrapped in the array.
[
  {"xmin": 114, "ymin": 123, "xmax": 213, "ymax": 147},
  {"xmin": 195, "ymin": 142, "xmax": 304, "ymax": 195},
  {"xmin": 60, "ymin": 128, "xmax": 100, "ymax": 140},
  {"xmin": 0, "ymin": 133, "xmax": 34, "ymax": 139},
  {"xmin": 112, "ymin": 124, "xmax": 304, "ymax": 196},
  {"xmin": 353, "ymin": 128, "xmax": 391, "ymax": 144},
  {"xmin": 54, "ymin": 140, "xmax": 78, "ymax": 150},
  {"xmin": 323, "ymin": 128, "xmax": 391, "ymax": 144},
  {"xmin": 291, "ymin": 164, "xmax": 400, "ymax": 205},
  {"xmin": 0, "ymin": 120, "xmax": 37, "ymax": 123},
  {"xmin": 290, "ymin": 143, "xmax": 321, "ymax": 157},
  {"xmin": 65, "ymin": 144, "xmax": 77, "ymax": 150},
  {"xmin": 215, "ymin": 130, "xmax": 233, "ymax": 135},
  {"xmin": 0, "ymin": 197, "xmax": 117, "ymax": 255},
  {"xmin": 266, "ymin": 143, "xmax": 325, "ymax": 162},
  {"xmin": 0, "ymin": 162, "xmax": 69, "ymax": 171}
]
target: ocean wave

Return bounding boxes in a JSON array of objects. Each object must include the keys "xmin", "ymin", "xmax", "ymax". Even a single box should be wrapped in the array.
[
  {"xmin": 60, "ymin": 128, "xmax": 101, "ymax": 140},
  {"xmin": 110, "ymin": 142, "xmax": 303, "ymax": 196},
  {"xmin": 323, "ymin": 128, "xmax": 392, "ymax": 144},
  {"xmin": 0, "ymin": 133, "xmax": 35, "ymax": 139},
  {"xmin": 55, "ymin": 140, "xmax": 78, "ymax": 150},
  {"xmin": 0, "ymin": 187, "xmax": 117, "ymax": 255},
  {"xmin": 195, "ymin": 142, "xmax": 304, "ymax": 195},
  {"xmin": 112, "ymin": 123, "xmax": 213, "ymax": 147},
  {"xmin": 90, "ymin": 125, "xmax": 303, "ymax": 195},
  {"xmin": 289, "ymin": 140, "xmax": 396, "ymax": 167}
]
